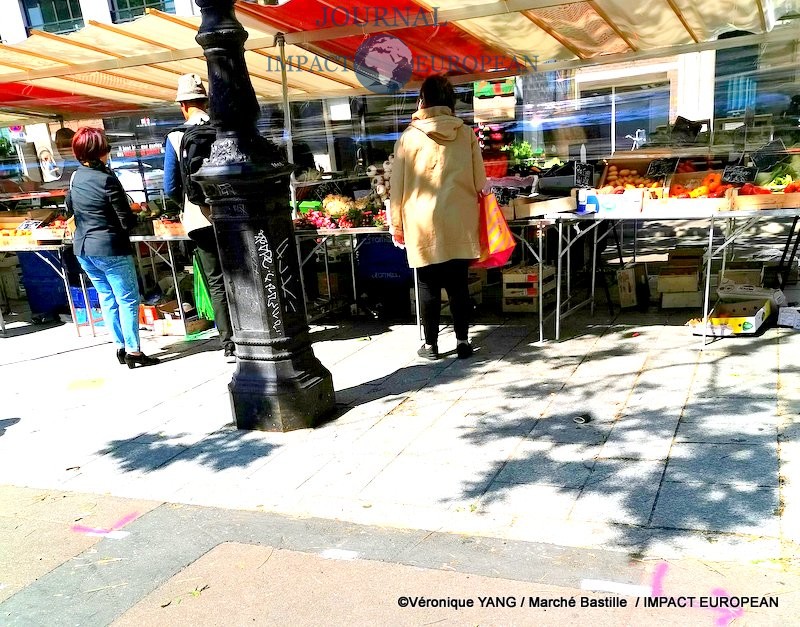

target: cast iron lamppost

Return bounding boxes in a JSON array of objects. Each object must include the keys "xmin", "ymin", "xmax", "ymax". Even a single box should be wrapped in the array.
[{"xmin": 193, "ymin": 0, "xmax": 335, "ymax": 431}]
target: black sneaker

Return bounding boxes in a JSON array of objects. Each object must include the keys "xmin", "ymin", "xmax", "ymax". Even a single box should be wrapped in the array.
[
  {"xmin": 417, "ymin": 344, "xmax": 439, "ymax": 360},
  {"xmin": 224, "ymin": 345, "xmax": 236, "ymax": 363},
  {"xmin": 456, "ymin": 342, "xmax": 474, "ymax": 359}
]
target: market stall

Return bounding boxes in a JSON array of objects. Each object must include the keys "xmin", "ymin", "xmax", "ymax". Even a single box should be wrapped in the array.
[{"xmin": 0, "ymin": 1, "xmax": 799, "ymax": 338}]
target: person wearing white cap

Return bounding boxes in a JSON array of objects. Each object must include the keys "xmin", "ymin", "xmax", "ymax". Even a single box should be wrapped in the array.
[{"xmin": 164, "ymin": 73, "xmax": 235, "ymax": 362}]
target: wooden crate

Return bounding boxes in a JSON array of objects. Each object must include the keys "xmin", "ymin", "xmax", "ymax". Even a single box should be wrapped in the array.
[
  {"xmin": 502, "ymin": 264, "xmax": 555, "ymax": 297},
  {"xmin": 731, "ymin": 189, "xmax": 783, "ymax": 211},
  {"xmin": 781, "ymin": 192, "xmax": 800, "ymax": 209},
  {"xmin": 502, "ymin": 291, "xmax": 556, "ymax": 313}
]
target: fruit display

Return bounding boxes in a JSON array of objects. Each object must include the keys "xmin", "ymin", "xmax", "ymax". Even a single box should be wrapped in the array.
[
  {"xmin": 294, "ymin": 192, "xmax": 386, "ymax": 231},
  {"xmin": 669, "ymin": 171, "xmax": 733, "ymax": 198},
  {"xmin": 598, "ymin": 164, "xmax": 662, "ymax": 194}
]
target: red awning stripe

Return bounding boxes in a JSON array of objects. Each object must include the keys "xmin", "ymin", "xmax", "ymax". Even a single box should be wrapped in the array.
[{"xmin": 239, "ymin": 0, "xmax": 524, "ymax": 80}]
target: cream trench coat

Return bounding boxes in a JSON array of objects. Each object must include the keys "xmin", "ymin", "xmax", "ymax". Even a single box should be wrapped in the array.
[{"xmin": 390, "ymin": 106, "xmax": 486, "ymax": 269}]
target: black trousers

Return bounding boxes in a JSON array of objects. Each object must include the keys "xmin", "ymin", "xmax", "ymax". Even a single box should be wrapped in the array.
[
  {"xmin": 416, "ymin": 259, "xmax": 471, "ymax": 347},
  {"xmin": 190, "ymin": 226, "xmax": 233, "ymax": 350}
]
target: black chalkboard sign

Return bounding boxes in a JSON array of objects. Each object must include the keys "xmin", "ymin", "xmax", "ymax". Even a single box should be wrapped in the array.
[
  {"xmin": 722, "ymin": 165, "xmax": 758, "ymax": 184},
  {"xmin": 646, "ymin": 158, "xmax": 678, "ymax": 178},
  {"xmin": 575, "ymin": 162, "xmax": 593, "ymax": 188},
  {"xmin": 752, "ymin": 139, "xmax": 787, "ymax": 171}
]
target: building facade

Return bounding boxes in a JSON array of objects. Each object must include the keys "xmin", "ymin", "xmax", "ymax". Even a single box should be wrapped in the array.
[{"xmin": 0, "ymin": 0, "xmax": 199, "ymax": 44}]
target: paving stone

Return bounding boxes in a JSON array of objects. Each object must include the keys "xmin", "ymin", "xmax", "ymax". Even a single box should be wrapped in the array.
[
  {"xmin": 665, "ymin": 443, "xmax": 779, "ymax": 487},
  {"xmin": 494, "ymin": 441, "xmax": 598, "ymax": 487},
  {"xmin": 571, "ymin": 460, "xmax": 665, "ymax": 525},
  {"xmin": 651, "ymin": 480, "xmax": 780, "ymax": 537},
  {"xmin": 478, "ymin": 483, "xmax": 580, "ymax": 518},
  {"xmin": 675, "ymin": 416, "xmax": 777, "ymax": 444},
  {"xmin": 528, "ymin": 413, "xmax": 613, "ymax": 445}
]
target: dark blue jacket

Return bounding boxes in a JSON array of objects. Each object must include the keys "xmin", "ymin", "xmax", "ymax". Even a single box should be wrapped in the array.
[{"xmin": 66, "ymin": 163, "xmax": 136, "ymax": 257}]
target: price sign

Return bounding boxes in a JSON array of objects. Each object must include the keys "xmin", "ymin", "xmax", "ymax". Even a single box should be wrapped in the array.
[
  {"xmin": 722, "ymin": 165, "xmax": 758, "ymax": 184},
  {"xmin": 575, "ymin": 162, "xmax": 593, "ymax": 188},
  {"xmin": 645, "ymin": 158, "xmax": 678, "ymax": 178},
  {"xmin": 752, "ymin": 139, "xmax": 787, "ymax": 171}
]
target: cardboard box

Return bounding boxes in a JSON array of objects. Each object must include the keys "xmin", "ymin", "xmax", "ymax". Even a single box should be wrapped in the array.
[
  {"xmin": 661, "ymin": 291, "xmax": 704, "ymax": 308},
  {"xmin": 510, "ymin": 195, "xmax": 575, "ymax": 219},
  {"xmin": 658, "ymin": 267, "xmax": 699, "ymax": 293},
  {"xmin": 690, "ymin": 299, "xmax": 772, "ymax": 336},
  {"xmin": 502, "ymin": 264, "xmax": 556, "ymax": 297},
  {"xmin": 777, "ymin": 306, "xmax": 800, "ymax": 329},
  {"xmin": 716, "ymin": 279, "xmax": 786, "ymax": 308},
  {"xmin": 719, "ymin": 269, "xmax": 762, "ymax": 286},
  {"xmin": 616, "ymin": 263, "xmax": 647, "ymax": 308},
  {"xmin": 153, "ymin": 316, "xmax": 214, "ymax": 336},
  {"xmin": 318, "ymin": 272, "xmax": 342, "ymax": 298}
]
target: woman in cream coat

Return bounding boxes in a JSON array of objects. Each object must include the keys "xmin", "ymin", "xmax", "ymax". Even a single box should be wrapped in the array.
[{"xmin": 391, "ymin": 75, "xmax": 486, "ymax": 360}]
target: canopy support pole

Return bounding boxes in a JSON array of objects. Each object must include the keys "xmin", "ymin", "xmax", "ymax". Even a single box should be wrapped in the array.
[{"xmin": 276, "ymin": 32, "xmax": 296, "ymax": 214}]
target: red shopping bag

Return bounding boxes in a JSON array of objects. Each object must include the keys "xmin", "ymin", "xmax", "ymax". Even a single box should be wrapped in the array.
[{"xmin": 472, "ymin": 192, "xmax": 516, "ymax": 269}]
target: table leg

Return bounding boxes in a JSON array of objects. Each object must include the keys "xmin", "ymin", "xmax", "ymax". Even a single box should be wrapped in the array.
[
  {"xmin": 590, "ymin": 221, "xmax": 598, "ymax": 316},
  {"xmin": 166, "ymin": 241, "xmax": 187, "ymax": 331},
  {"xmin": 349, "ymin": 234, "xmax": 358, "ymax": 315},
  {"xmin": 555, "ymin": 220, "xmax": 563, "ymax": 341},
  {"xmin": 538, "ymin": 222, "xmax": 544, "ymax": 344},
  {"xmin": 701, "ymin": 216, "xmax": 715, "ymax": 349},
  {"xmin": 79, "ymin": 272, "xmax": 96, "ymax": 337}
]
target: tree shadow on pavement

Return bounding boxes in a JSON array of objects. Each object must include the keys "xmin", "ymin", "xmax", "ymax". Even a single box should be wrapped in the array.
[
  {"xmin": 95, "ymin": 428, "xmax": 280, "ymax": 473},
  {"xmin": 0, "ymin": 417, "xmax": 20, "ymax": 437},
  {"xmin": 452, "ymin": 325, "xmax": 781, "ymax": 557}
]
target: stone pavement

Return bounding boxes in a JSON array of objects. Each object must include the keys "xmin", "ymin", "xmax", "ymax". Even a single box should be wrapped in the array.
[{"xmin": 2, "ymin": 305, "xmax": 800, "ymax": 624}]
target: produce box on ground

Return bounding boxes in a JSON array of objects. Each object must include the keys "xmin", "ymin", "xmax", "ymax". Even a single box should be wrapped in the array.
[
  {"xmin": 662, "ymin": 291, "xmax": 704, "ymax": 308},
  {"xmin": 777, "ymin": 306, "xmax": 800, "ymax": 329},
  {"xmin": 658, "ymin": 267, "xmax": 699, "ymax": 293},
  {"xmin": 716, "ymin": 279, "xmax": 786, "ymax": 308},
  {"xmin": 501, "ymin": 265, "xmax": 556, "ymax": 313},
  {"xmin": 719, "ymin": 269, "xmax": 762, "ymax": 286},
  {"xmin": 689, "ymin": 299, "xmax": 772, "ymax": 336},
  {"xmin": 502, "ymin": 264, "xmax": 555, "ymax": 296},
  {"xmin": 616, "ymin": 262, "xmax": 647, "ymax": 309}
]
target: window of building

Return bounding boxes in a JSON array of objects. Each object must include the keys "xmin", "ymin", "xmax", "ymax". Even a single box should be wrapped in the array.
[
  {"xmin": 111, "ymin": 0, "xmax": 175, "ymax": 24},
  {"xmin": 21, "ymin": 0, "xmax": 84, "ymax": 35}
]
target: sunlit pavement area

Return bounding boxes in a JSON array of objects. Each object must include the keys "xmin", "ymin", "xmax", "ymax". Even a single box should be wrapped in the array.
[{"xmin": 2, "ymin": 299, "xmax": 800, "ymax": 623}]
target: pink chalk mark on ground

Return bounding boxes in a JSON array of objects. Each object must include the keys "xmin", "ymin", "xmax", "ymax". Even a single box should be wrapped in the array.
[
  {"xmin": 709, "ymin": 588, "xmax": 745, "ymax": 626},
  {"xmin": 71, "ymin": 512, "xmax": 140, "ymax": 536},
  {"xmin": 650, "ymin": 561, "xmax": 669, "ymax": 596},
  {"xmin": 649, "ymin": 562, "xmax": 745, "ymax": 626}
]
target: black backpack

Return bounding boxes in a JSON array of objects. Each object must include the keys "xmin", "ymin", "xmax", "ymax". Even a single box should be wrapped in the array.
[{"xmin": 178, "ymin": 121, "xmax": 216, "ymax": 205}]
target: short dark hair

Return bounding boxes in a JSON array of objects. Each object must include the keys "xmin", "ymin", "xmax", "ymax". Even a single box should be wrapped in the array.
[
  {"xmin": 54, "ymin": 127, "xmax": 75, "ymax": 151},
  {"xmin": 419, "ymin": 75, "xmax": 456, "ymax": 112},
  {"xmin": 72, "ymin": 127, "xmax": 110, "ymax": 163}
]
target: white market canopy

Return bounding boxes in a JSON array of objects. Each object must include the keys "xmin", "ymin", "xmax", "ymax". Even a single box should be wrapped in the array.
[{"xmin": 0, "ymin": 0, "xmax": 797, "ymax": 125}]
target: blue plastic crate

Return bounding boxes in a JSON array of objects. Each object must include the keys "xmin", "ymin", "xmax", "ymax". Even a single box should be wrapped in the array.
[{"xmin": 70, "ymin": 286, "xmax": 101, "ymax": 309}]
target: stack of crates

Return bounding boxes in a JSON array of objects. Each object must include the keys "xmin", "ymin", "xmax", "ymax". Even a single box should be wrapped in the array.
[
  {"xmin": 17, "ymin": 251, "xmax": 67, "ymax": 318},
  {"xmin": 501, "ymin": 264, "xmax": 556, "ymax": 313}
]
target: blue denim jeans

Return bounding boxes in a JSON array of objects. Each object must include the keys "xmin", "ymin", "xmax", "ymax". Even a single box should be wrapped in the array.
[{"xmin": 77, "ymin": 255, "xmax": 141, "ymax": 352}]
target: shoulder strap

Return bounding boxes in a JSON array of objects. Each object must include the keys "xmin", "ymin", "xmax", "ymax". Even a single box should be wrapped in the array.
[{"xmin": 69, "ymin": 171, "xmax": 76, "ymax": 190}]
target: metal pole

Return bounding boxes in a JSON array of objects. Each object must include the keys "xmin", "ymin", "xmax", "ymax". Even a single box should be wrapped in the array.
[
  {"xmin": 555, "ymin": 219, "xmax": 563, "ymax": 340},
  {"xmin": 538, "ymin": 222, "xmax": 544, "ymax": 344},
  {"xmin": 590, "ymin": 219, "xmax": 598, "ymax": 316},
  {"xmin": 277, "ymin": 32, "xmax": 297, "ymax": 216},
  {"xmin": 701, "ymin": 216, "xmax": 715, "ymax": 349}
]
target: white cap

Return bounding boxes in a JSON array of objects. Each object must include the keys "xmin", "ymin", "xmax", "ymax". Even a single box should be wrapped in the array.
[{"xmin": 175, "ymin": 73, "xmax": 207, "ymax": 102}]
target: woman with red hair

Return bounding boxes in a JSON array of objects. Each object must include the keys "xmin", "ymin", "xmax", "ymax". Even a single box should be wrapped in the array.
[{"xmin": 67, "ymin": 127, "xmax": 159, "ymax": 368}]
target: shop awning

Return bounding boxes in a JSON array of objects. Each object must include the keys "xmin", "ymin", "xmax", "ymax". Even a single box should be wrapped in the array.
[{"xmin": 0, "ymin": 0, "xmax": 796, "ymax": 124}]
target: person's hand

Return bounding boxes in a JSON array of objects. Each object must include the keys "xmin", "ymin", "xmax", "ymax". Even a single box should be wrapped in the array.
[{"xmin": 393, "ymin": 231, "xmax": 405, "ymax": 246}]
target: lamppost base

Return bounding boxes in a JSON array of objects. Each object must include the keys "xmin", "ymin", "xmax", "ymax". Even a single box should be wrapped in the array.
[{"xmin": 229, "ymin": 365, "xmax": 335, "ymax": 432}]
